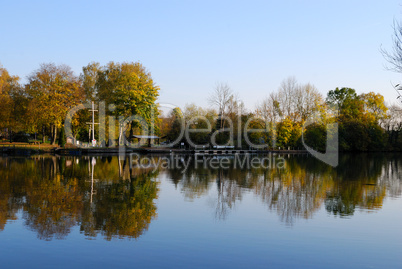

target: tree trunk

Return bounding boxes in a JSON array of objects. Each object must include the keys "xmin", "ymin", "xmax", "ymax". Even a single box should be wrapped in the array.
[
  {"xmin": 42, "ymin": 126, "xmax": 46, "ymax": 143},
  {"xmin": 50, "ymin": 125, "xmax": 54, "ymax": 145},
  {"xmin": 53, "ymin": 126, "xmax": 58, "ymax": 145},
  {"xmin": 51, "ymin": 125, "xmax": 58, "ymax": 145},
  {"xmin": 129, "ymin": 122, "xmax": 134, "ymax": 139}
]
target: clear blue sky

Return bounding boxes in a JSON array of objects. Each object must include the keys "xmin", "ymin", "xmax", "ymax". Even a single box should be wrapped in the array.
[{"xmin": 1, "ymin": 0, "xmax": 402, "ymax": 110}]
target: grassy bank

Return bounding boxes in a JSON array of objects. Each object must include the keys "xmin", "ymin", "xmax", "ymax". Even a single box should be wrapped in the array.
[{"xmin": 0, "ymin": 142, "xmax": 58, "ymax": 153}]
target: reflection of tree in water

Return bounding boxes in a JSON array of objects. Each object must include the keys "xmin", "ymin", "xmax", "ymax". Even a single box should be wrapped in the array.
[
  {"xmin": 0, "ymin": 158, "xmax": 21, "ymax": 230},
  {"xmin": 80, "ymin": 169, "xmax": 159, "ymax": 240},
  {"xmin": 325, "ymin": 154, "xmax": 389, "ymax": 217},
  {"xmin": 250, "ymin": 155, "xmax": 394, "ymax": 223},
  {"xmin": 380, "ymin": 155, "xmax": 402, "ymax": 198},
  {"xmin": 165, "ymin": 156, "xmax": 212, "ymax": 200},
  {"xmin": 0, "ymin": 153, "xmax": 401, "ymax": 234},
  {"xmin": 23, "ymin": 174, "xmax": 83, "ymax": 240},
  {"xmin": 0, "ymin": 156, "xmax": 159, "ymax": 240},
  {"xmin": 325, "ymin": 196, "xmax": 355, "ymax": 216},
  {"xmin": 252, "ymin": 157, "xmax": 334, "ymax": 224},
  {"xmin": 164, "ymin": 154, "xmax": 398, "ymax": 225},
  {"xmin": 214, "ymin": 168, "xmax": 243, "ymax": 220},
  {"xmin": 165, "ymin": 157, "xmax": 244, "ymax": 220},
  {"xmin": 166, "ymin": 155, "xmax": 331, "ymax": 224}
]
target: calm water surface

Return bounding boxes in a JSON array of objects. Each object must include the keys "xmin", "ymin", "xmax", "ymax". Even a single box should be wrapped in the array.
[{"xmin": 0, "ymin": 153, "xmax": 401, "ymax": 268}]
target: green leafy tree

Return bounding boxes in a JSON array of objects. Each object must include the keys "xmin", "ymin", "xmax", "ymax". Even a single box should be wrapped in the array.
[
  {"xmin": 303, "ymin": 123, "xmax": 327, "ymax": 152},
  {"xmin": 96, "ymin": 62, "xmax": 160, "ymax": 137},
  {"xmin": 166, "ymin": 107, "xmax": 184, "ymax": 144},
  {"xmin": 326, "ymin": 87, "xmax": 358, "ymax": 116}
]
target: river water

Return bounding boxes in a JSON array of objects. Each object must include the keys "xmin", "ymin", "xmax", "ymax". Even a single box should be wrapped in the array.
[{"xmin": 0, "ymin": 153, "xmax": 401, "ymax": 268}]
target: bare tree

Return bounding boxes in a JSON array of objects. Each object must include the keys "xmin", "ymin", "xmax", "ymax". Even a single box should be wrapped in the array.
[
  {"xmin": 256, "ymin": 92, "xmax": 282, "ymax": 124},
  {"xmin": 208, "ymin": 82, "xmax": 233, "ymax": 129},
  {"xmin": 278, "ymin": 76, "xmax": 298, "ymax": 120},
  {"xmin": 294, "ymin": 83, "xmax": 323, "ymax": 122},
  {"xmin": 257, "ymin": 78, "xmax": 323, "ymax": 124},
  {"xmin": 381, "ymin": 20, "xmax": 402, "ymax": 73},
  {"xmin": 380, "ymin": 104, "xmax": 402, "ymax": 144},
  {"xmin": 226, "ymin": 93, "xmax": 246, "ymax": 120}
]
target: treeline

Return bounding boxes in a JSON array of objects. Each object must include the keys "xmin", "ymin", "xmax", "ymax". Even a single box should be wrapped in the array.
[
  {"xmin": 0, "ymin": 62, "xmax": 159, "ymax": 145},
  {"xmin": 162, "ymin": 77, "xmax": 401, "ymax": 151},
  {"xmin": 1, "ymin": 62, "xmax": 402, "ymax": 151}
]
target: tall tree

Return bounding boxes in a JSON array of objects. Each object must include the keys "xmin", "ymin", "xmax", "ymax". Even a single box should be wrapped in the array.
[
  {"xmin": 0, "ymin": 65, "xmax": 24, "ymax": 140},
  {"xmin": 256, "ymin": 92, "xmax": 282, "ymax": 124},
  {"xmin": 294, "ymin": 83, "xmax": 323, "ymax": 122},
  {"xmin": 26, "ymin": 63, "xmax": 84, "ymax": 145},
  {"xmin": 256, "ymin": 78, "xmax": 324, "ymax": 149},
  {"xmin": 208, "ymin": 82, "xmax": 233, "ymax": 129},
  {"xmin": 80, "ymin": 62, "xmax": 101, "ymax": 101},
  {"xmin": 278, "ymin": 76, "xmax": 298, "ymax": 120},
  {"xmin": 96, "ymin": 62, "xmax": 160, "ymax": 137}
]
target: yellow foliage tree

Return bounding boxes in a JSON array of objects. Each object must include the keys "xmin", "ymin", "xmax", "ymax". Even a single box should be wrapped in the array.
[
  {"xmin": 0, "ymin": 66, "xmax": 22, "ymax": 138},
  {"xmin": 26, "ymin": 63, "xmax": 84, "ymax": 144},
  {"xmin": 96, "ymin": 62, "xmax": 160, "ymax": 136}
]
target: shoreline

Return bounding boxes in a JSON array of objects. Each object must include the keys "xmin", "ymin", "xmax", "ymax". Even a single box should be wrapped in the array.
[
  {"xmin": 2, "ymin": 145, "xmax": 402, "ymax": 157},
  {"xmin": 1, "ymin": 145, "xmax": 310, "ymax": 156}
]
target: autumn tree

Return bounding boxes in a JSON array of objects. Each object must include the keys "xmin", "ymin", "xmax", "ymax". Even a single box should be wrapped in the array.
[
  {"xmin": 256, "ymin": 77, "xmax": 323, "ymax": 149},
  {"xmin": 96, "ymin": 62, "xmax": 160, "ymax": 140},
  {"xmin": 80, "ymin": 62, "xmax": 101, "ymax": 102},
  {"xmin": 276, "ymin": 117, "xmax": 294, "ymax": 148},
  {"xmin": 0, "ymin": 66, "xmax": 15, "ymax": 130},
  {"xmin": 0, "ymin": 65, "xmax": 23, "ymax": 140},
  {"xmin": 359, "ymin": 92, "xmax": 388, "ymax": 123},
  {"xmin": 326, "ymin": 88, "xmax": 388, "ymax": 151},
  {"xmin": 63, "ymin": 62, "xmax": 102, "ymax": 143},
  {"xmin": 26, "ymin": 63, "xmax": 84, "ymax": 144}
]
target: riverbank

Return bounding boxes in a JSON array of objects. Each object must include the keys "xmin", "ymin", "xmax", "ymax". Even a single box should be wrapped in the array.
[
  {"xmin": 1, "ymin": 143, "xmax": 309, "ymax": 156},
  {"xmin": 0, "ymin": 142, "xmax": 57, "ymax": 155},
  {"xmin": 56, "ymin": 146, "xmax": 310, "ymax": 156}
]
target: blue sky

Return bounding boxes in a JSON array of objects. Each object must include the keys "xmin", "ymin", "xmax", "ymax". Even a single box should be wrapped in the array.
[{"xmin": 1, "ymin": 0, "xmax": 402, "ymax": 110}]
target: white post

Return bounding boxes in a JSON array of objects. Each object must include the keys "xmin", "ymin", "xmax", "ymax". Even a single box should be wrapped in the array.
[
  {"xmin": 86, "ymin": 102, "xmax": 99, "ymax": 147},
  {"xmin": 92, "ymin": 101, "xmax": 95, "ymax": 142}
]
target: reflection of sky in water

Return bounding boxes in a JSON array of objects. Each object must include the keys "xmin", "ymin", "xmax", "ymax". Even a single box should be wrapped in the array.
[
  {"xmin": 0, "ymin": 154, "xmax": 401, "ymax": 268},
  {"xmin": 156, "ymin": 174, "xmax": 402, "ymax": 269}
]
